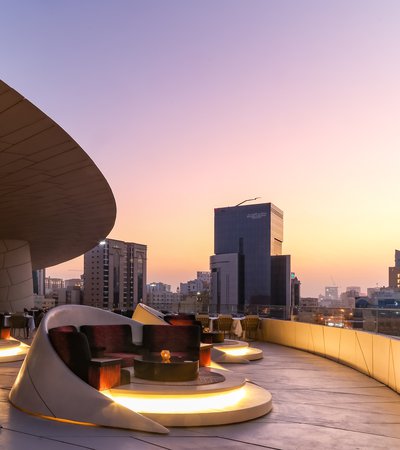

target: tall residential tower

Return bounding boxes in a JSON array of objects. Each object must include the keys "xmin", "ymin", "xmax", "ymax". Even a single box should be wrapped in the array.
[
  {"xmin": 84, "ymin": 238, "xmax": 147, "ymax": 310},
  {"xmin": 389, "ymin": 249, "xmax": 400, "ymax": 290}
]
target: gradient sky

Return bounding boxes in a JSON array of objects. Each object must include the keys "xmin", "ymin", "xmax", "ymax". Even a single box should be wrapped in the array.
[{"xmin": 2, "ymin": 1, "xmax": 400, "ymax": 297}]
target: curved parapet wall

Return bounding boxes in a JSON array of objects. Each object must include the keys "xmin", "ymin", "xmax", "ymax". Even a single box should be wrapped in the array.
[
  {"xmin": 260, "ymin": 318, "xmax": 400, "ymax": 394},
  {"xmin": 0, "ymin": 80, "xmax": 116, "ymax": 311},
  {"xmin": 9, "ymin": 305, "xmax": 168, "ymax": 434}
]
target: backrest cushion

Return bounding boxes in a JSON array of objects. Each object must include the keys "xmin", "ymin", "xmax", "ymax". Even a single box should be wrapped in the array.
[
  {"xmin": 80, "ymin": 324, "xmax": 133, "ymax": 353},
  {"xmin": 142, "ymin": 324, "xmax": 200, "ymax": 360},
  {"xmin": 48, "ymin": 330, "xmax": 91, "ymax": 382},
  {"xmin": 165, "ymin": 318, "xmax": 203, "ymax": 328},
  {"xmin": 49, "ymin": 325, "xmax": 78, "ymax": 333},
  {"xmin": 164, "ymin": 313, "xmax": 196, "ymax": 323}
]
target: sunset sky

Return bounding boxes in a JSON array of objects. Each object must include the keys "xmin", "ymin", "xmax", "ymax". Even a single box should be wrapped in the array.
[{"xmin": 2, "ymin": 1, "xmax": 400, "ymax": 297}]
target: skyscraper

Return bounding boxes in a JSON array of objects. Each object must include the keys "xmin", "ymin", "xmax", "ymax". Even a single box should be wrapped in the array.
[
  {"xmin": 389, "ymin": 249, "xmax": 400, "ymax": 290},
  {"xmin": 32, "ymin": 269, "xmax": 46, "ymax": 296},
  {"xmin": 83, "ymin": 238, "xmax": 147, "ymax": 310},
  {"xmin": 210, "ymin": 203, "xmax": 291, "ymax": 312}
]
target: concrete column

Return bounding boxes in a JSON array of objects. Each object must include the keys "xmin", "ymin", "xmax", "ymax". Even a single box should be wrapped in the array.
[{"xmin": 0, "ymin": 240, "xmax": 34, "ymax": 312}]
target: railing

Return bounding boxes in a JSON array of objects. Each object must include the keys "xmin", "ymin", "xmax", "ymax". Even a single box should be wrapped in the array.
[
  {"xmin": 153, "ymin": 302, "xmax": 400, "ymax": 337},
  {"xmin": 291, "ymin": 306, "xmax": 400, "ymax": 336},
  {"xmin": 158, "ymin": 303, "xmax": 289, "ymax": 319}
]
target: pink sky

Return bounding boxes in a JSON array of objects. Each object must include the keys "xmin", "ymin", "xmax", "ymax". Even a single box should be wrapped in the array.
[{"xmin": 2, "ymin": 1, "xmax": 400, "ymax": 296}]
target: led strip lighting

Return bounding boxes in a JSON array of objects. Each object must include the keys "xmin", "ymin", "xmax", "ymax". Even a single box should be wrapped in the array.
[{"xmin": 103, "ymin": 386, "xmax": 246, "ymax": 414}]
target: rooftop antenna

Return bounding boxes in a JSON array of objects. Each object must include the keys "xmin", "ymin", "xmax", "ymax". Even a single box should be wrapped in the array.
[{"xmin": 235, "ymin": 197, "xmax": 261, "ymax": 207}]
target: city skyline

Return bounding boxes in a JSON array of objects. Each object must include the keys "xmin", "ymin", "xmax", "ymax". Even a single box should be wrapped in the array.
[{"xmin": 2, "ymin": 2, "xmax": 400, "ymax": 297}]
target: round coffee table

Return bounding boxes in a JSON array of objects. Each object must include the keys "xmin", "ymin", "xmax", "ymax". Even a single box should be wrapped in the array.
[
  {"xmin": 201, "ymin": 331, "xmax": 224, "ymax": 344},
  {"xmin": 133, "ymin": 355, "xmax": 199, "ymax": 382}
]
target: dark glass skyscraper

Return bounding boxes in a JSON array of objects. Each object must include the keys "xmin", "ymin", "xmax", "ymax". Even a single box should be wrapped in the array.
[{"xmin": 211, "ymin": 203, "xmax": 290, "ymax": 311}]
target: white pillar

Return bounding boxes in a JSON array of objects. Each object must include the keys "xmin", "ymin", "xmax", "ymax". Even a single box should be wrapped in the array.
[{"xmin": 0, "ymin": 240, "xmax": 34, "ymax": 312}]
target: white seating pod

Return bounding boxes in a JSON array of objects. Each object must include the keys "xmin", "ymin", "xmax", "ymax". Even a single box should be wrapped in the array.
[
  {"xmin": 132, "ymin": 305, "xmax": 264, "ymax": 364},
  {"xmin": 8, "ymin": 305, "xmax": 168, "ymax": 434},
  {"xmin": 131, "ymin": 303, "xmax": 168, "ymax": 325}
]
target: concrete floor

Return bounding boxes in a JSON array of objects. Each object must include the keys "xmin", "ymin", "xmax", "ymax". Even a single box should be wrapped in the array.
[{"xmin": 1, "ymin": 341, "xmax": 400, "ymax": 449}]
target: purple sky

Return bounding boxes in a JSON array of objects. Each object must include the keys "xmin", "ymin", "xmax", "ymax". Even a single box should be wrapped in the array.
[{"xmin": 2, "ymin": 1, "xmax": 400, "ymax": 296}]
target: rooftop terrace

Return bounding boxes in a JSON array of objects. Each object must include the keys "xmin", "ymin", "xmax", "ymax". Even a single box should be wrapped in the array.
[{"xmin": 1, "ymin": 340, "xmax": 400, "ymax": 449}]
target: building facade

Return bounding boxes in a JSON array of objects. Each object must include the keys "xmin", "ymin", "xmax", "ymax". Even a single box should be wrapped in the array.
[
  {"xmin": 389, "ymin": 250, "xmax": 400, "ymax": 289},
  {"xmin": 290, "ymin": 273, "xmax": 301, "ymax": 308},
  {"xmin": 32, "ymin": 269, "xmax": 46, "ymax": 296},
  {"xmin": 44, "ymin": 277, "xmax": 64, "ymax": 301},
  {"xmin": 210, "ymin": 203, "xmax": 290, "ymax": 312},
  {"xmin": 65, "ymin": 278, "xmax": 83, "ymax": 289},
  {"xmin": 210, "ymin": 253, "xmax": 240, "ymax": 311},
  {"xmin": 146, "ymin": 282, "xmax": 181, "ymax": 312},
  {"xmin": 57, "ymin": 286, "xmax": 82, "ymax": 305},
  {"xmin": 324, "ymin": 286, "xmax": 339, "ymax": 301},
  {"xmin": 83, "ymin": 238, "xmax": 147, "ymax": 310}
]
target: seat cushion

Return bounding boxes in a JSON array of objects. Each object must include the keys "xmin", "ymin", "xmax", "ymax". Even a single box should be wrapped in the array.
[{"xmin": 103, "ymin": 352, "xmax": 139, "ymax": 368}]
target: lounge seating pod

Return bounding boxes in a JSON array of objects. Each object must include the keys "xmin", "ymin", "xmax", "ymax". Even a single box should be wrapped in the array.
[
  {"xmin": 132, "ymin": 304, "xmax": 263, "ymax": 363},
  {"xmin": 9, "ymin": 304, "xmax": 168, "ymax": 434}
]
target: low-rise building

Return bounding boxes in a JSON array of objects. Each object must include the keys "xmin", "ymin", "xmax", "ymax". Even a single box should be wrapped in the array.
[{"xmin": 146, "ymin": 282, "xmax": 181, "ymax": 312}]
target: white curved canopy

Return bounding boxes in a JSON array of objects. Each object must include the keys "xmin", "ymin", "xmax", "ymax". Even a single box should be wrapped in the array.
[{"xmin": 0, "ymin": 80, "xmax": 116, "ymax": 269}]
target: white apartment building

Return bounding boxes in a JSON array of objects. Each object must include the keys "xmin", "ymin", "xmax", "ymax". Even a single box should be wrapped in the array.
[
  {"xmin": 146, "ymin": 282, "xmax": 181, "ymax": 312},
  {"xmin": 84, "ymin": 238, "xmax": 147, "ymax": 310}
]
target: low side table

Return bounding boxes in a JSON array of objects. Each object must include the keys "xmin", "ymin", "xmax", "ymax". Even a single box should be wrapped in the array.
[
  {"xmin": 89, "ymin": 357, "xmax": 122, "ymax": 391},
  {"xmin": 199, "ymin": 343, "xmax": 212, "ymax": 367},
  {"xmin": 0, "ymin": 328, "xmax": 11, "ymax": 339},
  {"xmin": 134, "ymin": 356, "xmax": 199, "ymax": 382}
]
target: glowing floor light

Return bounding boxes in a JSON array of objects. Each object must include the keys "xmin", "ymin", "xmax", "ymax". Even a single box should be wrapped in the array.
[
  {"xmin": 218, "ymin": 347, "xmax": 249, "ymax": 356},
  {"xmin": 0, "ymin": 342, "xmax": 29, "ymax": 358},
  {"xmin": 103, "ymin": 386, "xmax": 246, "ymax": 414}
]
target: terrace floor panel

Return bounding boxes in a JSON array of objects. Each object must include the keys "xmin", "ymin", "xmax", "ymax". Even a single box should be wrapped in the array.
[{"xmin": 1, "ymin": 341, "xmax": 400, "ymax": 449}]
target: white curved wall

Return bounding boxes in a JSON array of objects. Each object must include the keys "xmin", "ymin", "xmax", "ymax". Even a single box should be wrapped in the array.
[
  {"xmin": 260, "ymin": 318, "xmax": 400, "ymax": 394},
  {"xmin": 0, "ymin": 239, "xmax": 33, "ymax": 312}
]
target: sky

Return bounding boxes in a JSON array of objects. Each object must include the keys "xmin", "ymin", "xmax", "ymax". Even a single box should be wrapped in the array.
[{"xmin": 1, "ymin": 1, "xmax": 400, "ymax": 297}]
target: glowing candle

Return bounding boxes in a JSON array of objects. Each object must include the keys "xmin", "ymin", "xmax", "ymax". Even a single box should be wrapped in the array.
[{"xmin": 160, "ymin": 349, "xmax": 171, "ymax": 363}]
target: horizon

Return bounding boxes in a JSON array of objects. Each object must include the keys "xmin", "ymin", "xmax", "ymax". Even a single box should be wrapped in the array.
[{"xmin": 3, "ymin": 1, "xmax": 400, "ymax": 298}]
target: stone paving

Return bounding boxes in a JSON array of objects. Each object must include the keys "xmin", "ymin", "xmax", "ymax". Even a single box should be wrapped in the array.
[{"xmin": 1, "ymin": 341, "xmax": 400, "ymax": 449}]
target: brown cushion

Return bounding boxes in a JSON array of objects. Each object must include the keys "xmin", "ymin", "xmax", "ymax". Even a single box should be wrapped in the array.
[
  {"xmin": 142, "ymin": 324, "xmax": 200, "ymax": 361},
  {"xmin": 48, "ymin": 330, "xmax": 91, "ymax": 382},
  {"xmin": 104, "ymin": 352, "xmax": 138, "ymax": 368},
  {"xmin": 80, "ymin": 324, "xmax": 135, "ymax": 353},
  {"xmin": 49, "ymin": 325, "xmax": 78, "ymax": 333}
]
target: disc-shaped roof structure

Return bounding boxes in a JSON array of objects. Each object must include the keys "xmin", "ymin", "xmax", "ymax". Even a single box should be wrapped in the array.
[{"xmin": 0, "ymin": 80, "xmax": 116, "ymax": 269}]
